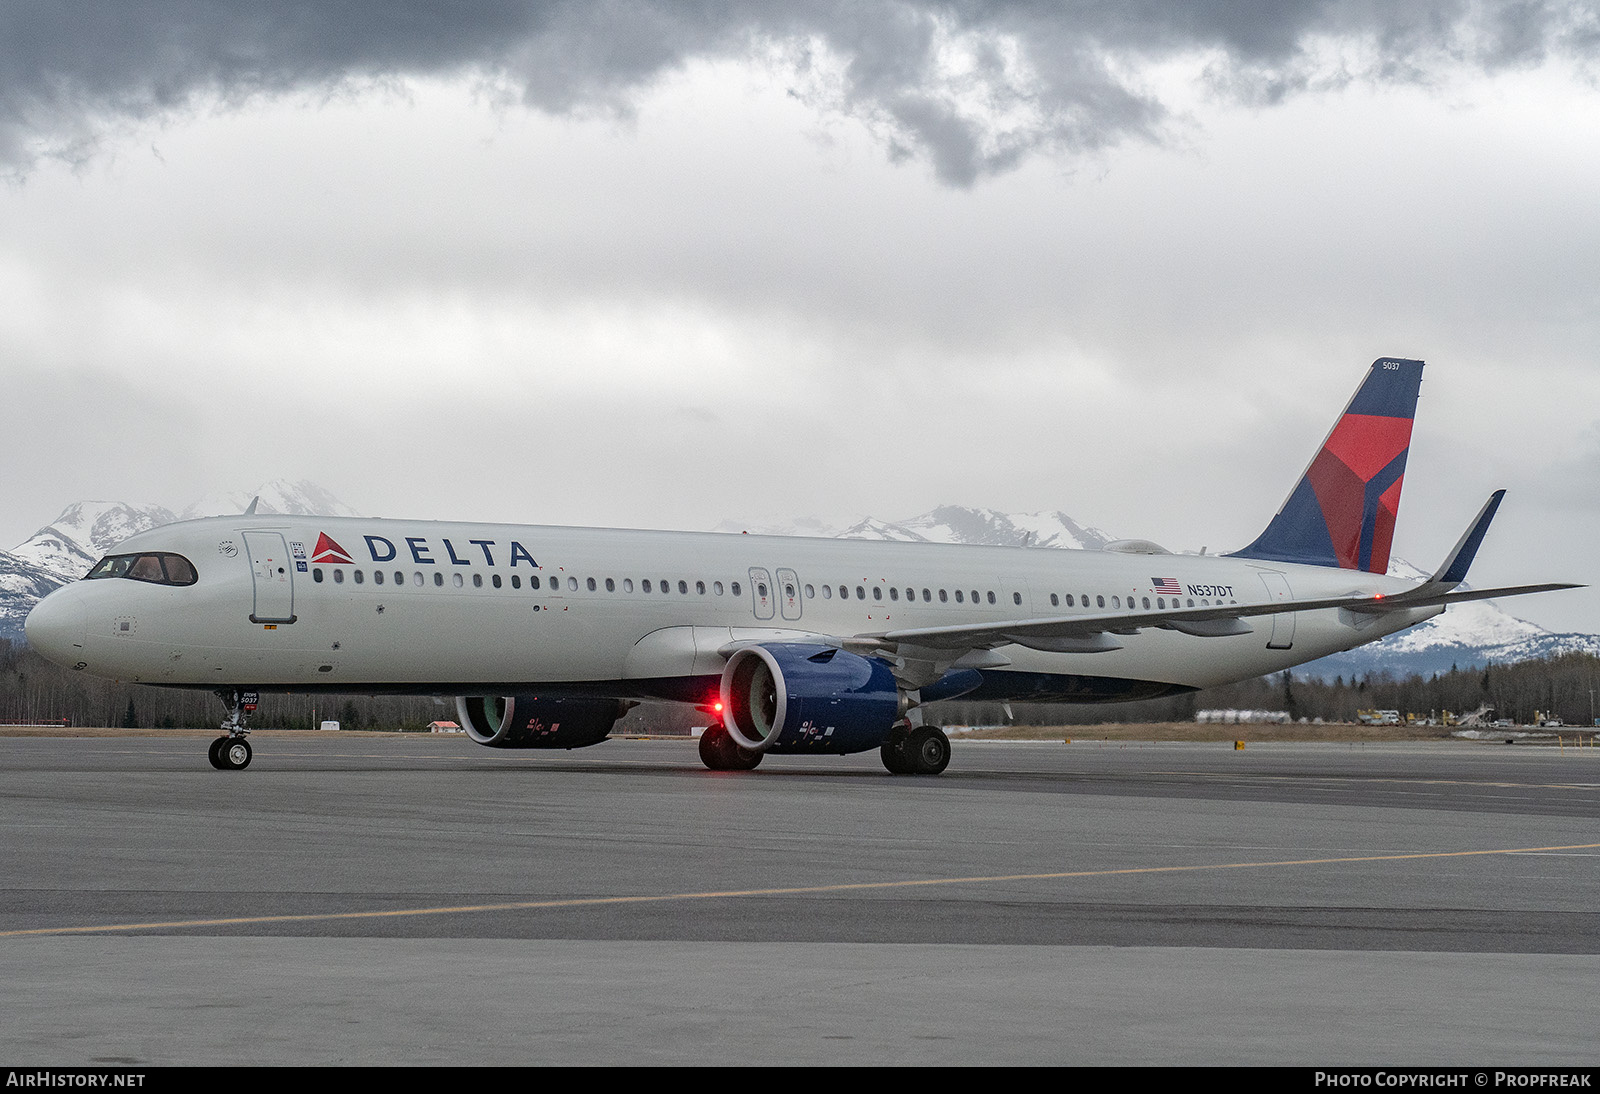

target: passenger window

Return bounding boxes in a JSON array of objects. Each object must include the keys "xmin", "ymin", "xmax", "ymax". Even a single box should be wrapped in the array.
[
  {"xmin": 785, "ymin": 583, "xmax": 795, "ymax": 598},
  {"xmin": 679, "ymin": 580, "xmax": 688, "ymax": 594},
  {"xmin": 530, "ymin": 575, "xmax": 541, "ymax": 590},
  {"xmin": 313, "ymin": 568, "xmax": 324, "ymax": 583},
  {"xmin": 1066, "ymin": 594, "xmax": 1074, "ymax": 607},
  {"xmin": 568, "ymin": 576, "xmax": 578, "ymax": 591},
  {"xmin": 1142, "ymin": 597, "xmax": 1150, "ymax": 609},
  {"xmin": 586, "ymin": 577, "xmax": 596, "ymax": 591},
  {"xmin": 731, "ymin": 582, "xmax": 741, "ymax": 597},
  {"xmin": 493, "ymin": 574, "xmax": 502, "ymax": 589},
  {"xmin": 624, "ymin": 579, "xmax": 634, "ymax": 593},
  {"xmin": 374, "ymin": 571, "xmax": 384, "ymax": 585},
  {"xmin": 334, "ymin": 569, "xmax": 345, "ymax": 585},
  {"xmin": 433, "ymin": 573, "xmax": 444, "ymax": 587},
  {"xmin": 512, "ymin": 575, "xmax": 521, "ymax": 589},
  {"xmin": 839, "ymin": 586, "xmax": 849, "ymax": 599},
  {"xmin": 758, "ymin": 583, "xmax": 769, "ymax": 597},
  {"xmin": 922, "ymin": 589, "xmax": 931, "ymax": 602},
  {"xmin": 413, "ymin": 572, "xmax": 423, "ymax": 587},
  {"xmin": 954, "ymin": 590, "xmax": 963, "ymax": 603},
  {"xmin": 452, "ymin": 573, "xmax": 463, "ymax": 588},
  {"xmin": 714, "ymin": 581, "xmax": 723, "ymax": 595},
  {"xmin": 889, "ymin": 587, "xmax": 899, "ymax": 601},
  {"xmin": 971, "ymin": 591, "xmax": 980, "ymax": 604},
  {"xmin": 354, "ymin": 570, "xmax": 364, "ymax": 585},
  {"xmin": 856, "ymin": 587, "xmax": 865, "ymax": 600},
  {"xmin": 939, "ymin": 589, "xmax": 948, "ymax": 602},
  {"xmin": 803, "ymin": 584, "xmax": 813, "ymax": 598},
  {"xmin": 697, "ymin": 581, "xmax": 706, "ymax": 595},
  {"xmin": 1012, "ymin": 592, "xmax": 1021, "ymax": 605},
  {"xmin": 394, "ymin": 571, "xmax": 403, "ymax": 585},
  {"xmin": 660, "ymin": 579, "xmax": 670, "ymax": 594},
  {"xmin": 472, "ymin": 573, "xmax": 482, "ymax": 588},
  {"xmin": 1050, "ymin": 593, "xmax": 1059, "ymax": 606},
  {"xmin": 1112, "ymin": 596, "xmax": 1120, "ymax": 608},
  {"xmin": 1096, "ymin": 595, "xmax": 1105, "ymax": 608},
  {"xmin": 605, "ymin": 578, "xmax": 614, "ymax": 592},
  {"xmin": 822, "ymin": 584, "xmax": 832, "ymax": 599},
  {"xmin": 642, "ymin": 579, "xmax": 652, "ymax": 593}
]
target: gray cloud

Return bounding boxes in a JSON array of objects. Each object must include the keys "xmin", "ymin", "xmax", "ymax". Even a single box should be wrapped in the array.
[{"xmin": 3, "ymin": 1, "xmax": 1596, "ymax": 184}]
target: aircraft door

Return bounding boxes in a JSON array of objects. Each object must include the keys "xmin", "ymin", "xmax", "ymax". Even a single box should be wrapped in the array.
[
  {"xmin": 243, "ymin": 531, "xmax": 296, "ymax": 623},
  {"xmin": 1257, "ymin": 571, "xmax": 1294, "ymax": 650},
  {"xmin": 748, "ymin": 567, "xmax": 775, "ymax": 620},
  {"xmin": 775, "ymin": 568, "xmax": 802, "ymax": 621}
]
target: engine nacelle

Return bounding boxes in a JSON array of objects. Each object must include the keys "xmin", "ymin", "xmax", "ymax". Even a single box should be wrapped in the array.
[
  {"xmin": 720, "ymin": 644, "xmax": 901, "ymax": 755},
  {"xmin": 456, "ymin": 695, "xmax": 630, "ymax": 749}
]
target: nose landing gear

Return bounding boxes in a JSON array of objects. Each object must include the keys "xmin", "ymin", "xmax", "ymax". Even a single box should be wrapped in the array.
[{"xmin": 209, "ymin": 689, "xmax": 256, "ymax": 770}]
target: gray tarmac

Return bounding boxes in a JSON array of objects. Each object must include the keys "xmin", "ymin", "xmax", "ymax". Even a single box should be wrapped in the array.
[{"xmin": 2, "ymin": 733, "xmax": 1598, "ymax": 1065}]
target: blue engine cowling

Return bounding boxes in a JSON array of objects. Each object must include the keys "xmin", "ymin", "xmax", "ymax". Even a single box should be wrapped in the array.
[
  {"xmin": 720, "ymin": 644, "xmax": 902, "ymax": 755},
  {"xmin": 456, "ymin": 695, "xmax": 630, "ymax": 749}
]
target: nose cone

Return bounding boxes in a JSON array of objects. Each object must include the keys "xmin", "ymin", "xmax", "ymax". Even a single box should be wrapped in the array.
[{"xmin": 25, "ymin": 588, "xmax": 87, "ymax": 666}]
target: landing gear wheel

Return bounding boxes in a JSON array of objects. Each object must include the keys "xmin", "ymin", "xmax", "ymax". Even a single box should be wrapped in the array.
[
  {"xmin": 880, "ymin": 726, "xmax": 914, "ymax": 774},
  {"xmin": 207, "ymin": 737, "xmax": 228, "ymax": 769},
  {"xmin": 218, "ymin": 737, "xmax": 252, "ymax": 771},
  {"xmin": 906, "ymin": 726, "xmax": 951, "ymax": 775},
  {"xmin": 698, "ymin": 724, "xmax": 763, "ymax": 772}
]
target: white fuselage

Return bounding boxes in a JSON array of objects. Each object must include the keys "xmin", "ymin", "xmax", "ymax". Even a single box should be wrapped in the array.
[{"xmin": 24, "ymin": 515, "xmax": 1438, "ymax": 703}]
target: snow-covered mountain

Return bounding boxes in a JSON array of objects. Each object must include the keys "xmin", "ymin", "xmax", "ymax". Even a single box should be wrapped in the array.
[
  {"xmin": 11, "ymin": 500, "xmax": 180, "ymax": 585},
  {"xmin": 0, "ymin": 550, "xmax": 67, "ymax": 642},
  {"xmin": 179, "ymin": 480, "xmax": 359, "ymax": 523},
  {"xmin": 837, "ymin": 506, "xmax": 1114, "ymax": 551},
  {"xmin": 715, "ymin": 506, "xmax": 1113, "ymax": 551},
  {"xmin": 0, "ymin": 481, "xmax": 359, "ymax": 640}
]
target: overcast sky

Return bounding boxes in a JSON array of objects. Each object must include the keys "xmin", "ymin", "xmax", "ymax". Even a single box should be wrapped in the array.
[{"xmin": 2, "ymin": 1, "xmax": 1598, "ymax": 630}]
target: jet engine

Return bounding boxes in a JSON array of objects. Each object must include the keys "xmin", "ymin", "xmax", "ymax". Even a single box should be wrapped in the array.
[
  {"xmin": 456, "ymin": 695, "xmax": 632, "ymax": 749},
  {"xmin": 720, "ymin": 644, "xmax": 901, "ymax": 755}
]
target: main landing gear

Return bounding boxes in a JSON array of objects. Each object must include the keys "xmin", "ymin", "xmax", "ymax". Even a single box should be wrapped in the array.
[
  {"xmin": 698, "ymin": 724, "xmax": 762, "ymax": 771},
  {"xmin": 208, "ymin": 689, "xmax": 254, "ymax": 771},
  {"xmin": 880, "ymin": 724, "xmax": 951, "ymax": 775}
]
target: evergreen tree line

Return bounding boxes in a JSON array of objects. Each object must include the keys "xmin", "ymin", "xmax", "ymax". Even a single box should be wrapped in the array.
[{"xmin": 4, "ymin": 637, "xmax": 1598, "ymax": 731}]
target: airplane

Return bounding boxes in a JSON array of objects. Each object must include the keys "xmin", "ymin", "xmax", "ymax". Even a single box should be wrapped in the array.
[{"xmin": 22, "ymin": 357, "xmax": 1577, "ymax": 774}]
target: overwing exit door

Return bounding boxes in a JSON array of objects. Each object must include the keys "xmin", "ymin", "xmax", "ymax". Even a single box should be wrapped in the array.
[{"xmin": 1257, "ymin": 571, "xmax": 1294, "ymax": 650}]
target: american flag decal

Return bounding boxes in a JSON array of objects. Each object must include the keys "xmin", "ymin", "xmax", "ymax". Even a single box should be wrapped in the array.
[{"xmin": 1152, "ymin": 577, "xmax": 1182, "ymax": 596}]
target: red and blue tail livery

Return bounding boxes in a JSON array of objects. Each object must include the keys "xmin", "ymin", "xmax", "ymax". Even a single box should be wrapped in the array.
[{"xmin": 1233, "ymin": 358, "xmax": 1425, "ymax": 573}]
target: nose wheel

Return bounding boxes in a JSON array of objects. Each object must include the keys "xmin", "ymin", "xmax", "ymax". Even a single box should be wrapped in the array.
[
  {"xmin": 208, "ymin": 735, "xmax": 253, "ymax": 770},
  {"xmin": 209, "ymin": 689, "xmax": 256, "ymax": 770}
]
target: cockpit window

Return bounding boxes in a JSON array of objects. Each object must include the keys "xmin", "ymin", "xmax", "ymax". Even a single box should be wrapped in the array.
[{"xmin": 85, "ymin": 552, "xmax": 199, "ymax": 587}]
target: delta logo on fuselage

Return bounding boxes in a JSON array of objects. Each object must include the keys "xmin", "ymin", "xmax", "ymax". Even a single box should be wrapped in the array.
[{"xmin": 310, "ymin": 532, "xmax": 539, "ymax": 571}]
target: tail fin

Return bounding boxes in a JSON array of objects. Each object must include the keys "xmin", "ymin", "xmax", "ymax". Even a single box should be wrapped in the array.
[{"xmin": 1232, "ymin": 357, "xmax": 1425, "ymax": 573}]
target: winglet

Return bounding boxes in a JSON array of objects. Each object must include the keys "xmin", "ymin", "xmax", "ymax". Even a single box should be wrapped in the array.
[
  {"xmin": 243, "ymin": 496, "xmax": 260, "ymax": 516},
  {"xmin": 1428, "ymin": 490, "xmax": 1505, "ymax": 588}
]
